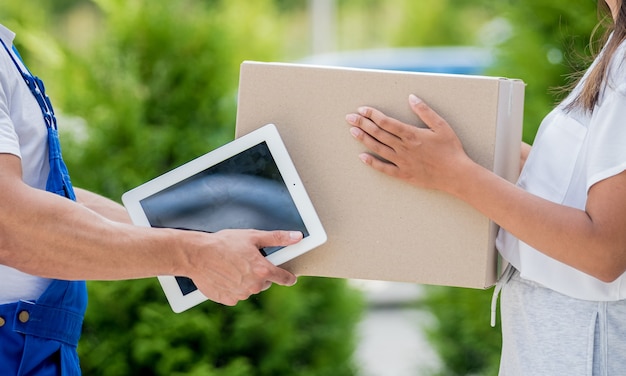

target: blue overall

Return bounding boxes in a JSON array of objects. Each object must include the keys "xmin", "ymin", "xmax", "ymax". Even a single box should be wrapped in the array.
[{"xmin": 0, "ymin": 41, "xmax": 87, "ymax": 375}]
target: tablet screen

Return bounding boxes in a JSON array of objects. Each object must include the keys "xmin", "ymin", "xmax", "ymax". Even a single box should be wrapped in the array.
[{"xmin": 140, "ymin": 141, "xmax": 309, "ymax": 295}]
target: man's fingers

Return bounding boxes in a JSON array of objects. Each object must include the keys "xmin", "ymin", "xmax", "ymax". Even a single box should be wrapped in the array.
[
  {"xmin": 254, "ymin": 230, "xmax": 300, "ymax": 286},
  {"xmin": 256, "ymin": 230, "xmax": 302, "ymax": 249},
  {"xmin": 261, "ymin": 264, "xmax": 297, "ymax": 287},
  {"xmin": 261, "ymin": 281, "xmax": 273, "ymax": 291}
]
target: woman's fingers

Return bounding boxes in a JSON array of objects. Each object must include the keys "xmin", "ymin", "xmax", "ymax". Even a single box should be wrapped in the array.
[
  {"xmin": 347, "ymin": 125, "xmax": 397, "ymax": 162},
  {"xmin": 357, "ymin": 151, "xmax": 401, "ymax": 177},
  {"xmin": 408, "ymin": 94, "xmax": 451, "ymax": 134},
  {"xmin": 346, "ymin": 111, "xmax": 401, "ymax": 147},
  {"xmin": 354, "ymin": 105, "xmax": 418, "ymax": 141}
]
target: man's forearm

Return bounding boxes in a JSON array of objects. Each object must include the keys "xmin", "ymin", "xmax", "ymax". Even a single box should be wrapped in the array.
[{"xmin": 0, "ymin": 181, "xmax": 182, "ymax": 281}]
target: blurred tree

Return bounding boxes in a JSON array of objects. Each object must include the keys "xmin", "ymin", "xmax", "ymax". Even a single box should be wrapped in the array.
[
  {"xmin": 391, "ymin": 0, "xmax": 497, "ymax": 47},
  {"xmin": 332, "ymin": 0, "xmax": 496, "ymax": 53},
  {"xmin": 485, "ymin": 0, "xmax": 602, "ymax": 143},
  {"xmin": 0, "ymin": 0, "xmax": 364, "ymax": 375}
]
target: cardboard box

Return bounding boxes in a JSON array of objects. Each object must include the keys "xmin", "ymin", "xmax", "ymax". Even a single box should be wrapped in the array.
[{"xmin": 235, "ymin": 61, "xmax": 524, "ymax": 289}]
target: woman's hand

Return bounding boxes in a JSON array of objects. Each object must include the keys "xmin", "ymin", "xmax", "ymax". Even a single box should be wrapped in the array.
[{"xmin": 345, "ymin": 94, "xmax": 474, "ymax": 195}]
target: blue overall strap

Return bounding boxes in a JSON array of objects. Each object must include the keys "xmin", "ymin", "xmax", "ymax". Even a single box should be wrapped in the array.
[
  {"xmin": 0, "ymin": 40, "xmax": 86, "ymax": 375},
  {"xmin": 46, "ymin": 127, "xmax": 77, "ymax": 200}
]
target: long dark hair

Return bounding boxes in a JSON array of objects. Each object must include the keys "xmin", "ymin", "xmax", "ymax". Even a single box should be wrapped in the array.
[{"xmin": 566, "ymin": 0, "xmax": 626, "ymax": 112}]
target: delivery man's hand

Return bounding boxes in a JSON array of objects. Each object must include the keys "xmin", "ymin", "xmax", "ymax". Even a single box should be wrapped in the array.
[{"xmin": 180, "ymin": 229, "xmax": 301, "ymax": 306}]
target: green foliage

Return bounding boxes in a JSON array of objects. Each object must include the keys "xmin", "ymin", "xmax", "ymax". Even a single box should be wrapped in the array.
[
  {"xmin": 419, "ymin": 287, "xmax": 501, "ymax": 376},
  {"xmin": 390, "ymin": 0, "xmax": 497, "ymax": 47},
  {"xmin": 335, "ymin": 0, "xmax": 495, "ymax": 51},
  {"xmin": 484, "ymin": 0, "xmax": 601, "ymax": 143},
  {"xmin": 81, "ymin": 278, "xmax": 362, "ymax": 375},
  {"xmin": 54, "ymin": 0, "xmax": 290, "ymax": 197}
]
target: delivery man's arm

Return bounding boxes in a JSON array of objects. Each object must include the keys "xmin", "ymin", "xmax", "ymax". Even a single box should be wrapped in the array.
[{"xmin": 0, "ymin": 153, "xmax": 300, "ymax": 305}]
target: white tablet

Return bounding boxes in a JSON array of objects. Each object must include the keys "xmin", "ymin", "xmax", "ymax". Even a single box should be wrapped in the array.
[{"xmin": 122, "ymin": 124, "xmax": 327, "ymax": 312}]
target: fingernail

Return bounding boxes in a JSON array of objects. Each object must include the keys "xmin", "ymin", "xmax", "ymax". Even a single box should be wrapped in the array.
[
  {"xmin": 350, "ymin": 127, "xmax": 361, "ymax": 138},
  {"xmin": 357, "ymin": 107, "xmax": 368, "ymax": 116},
  {"xmin": 346, "ymin": 114, "xmax": 358, "ymax": 123},
  {"xmin": 409, "ymin": 94, "xmax": 422, "ymax": 105},
  {"xmin": 358, "ymin": 153, "xmax": 370, "ymax": 164},
  {"xmin": 289, "ymin": 231, "xmax": 302, "ymax": 240}
]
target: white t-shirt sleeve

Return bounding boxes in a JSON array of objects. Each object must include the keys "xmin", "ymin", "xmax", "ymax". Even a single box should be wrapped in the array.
[
  {"xmin": 586, "ymin": 82, "xmax": 626, "ymax": 192},
  {"xmin": 0, "ymin": 55, "xmax": 21, "ymax": 158}
]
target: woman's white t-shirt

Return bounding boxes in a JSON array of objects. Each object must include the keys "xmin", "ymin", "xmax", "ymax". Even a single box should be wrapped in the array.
[
  {"xmin": 0, "ymin": 24, "xmax": 53, "ymax": 304},
  {"xmin": 496, "ymin": 37, "xmax": 626, "ymax": 301}
]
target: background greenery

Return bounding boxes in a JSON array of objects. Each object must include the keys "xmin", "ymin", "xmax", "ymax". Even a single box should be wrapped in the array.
[{"xmin": 0, "ymin": 0, "xmax": 602, "ymax": 374}]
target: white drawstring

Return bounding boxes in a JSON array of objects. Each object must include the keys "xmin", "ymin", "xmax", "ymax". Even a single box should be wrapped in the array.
[{"xmin": 490, "ymin": 263, "xmax": 515, "ymax": 327}]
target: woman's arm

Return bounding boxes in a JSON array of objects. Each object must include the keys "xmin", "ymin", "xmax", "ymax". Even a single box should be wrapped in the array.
[
  {"xmin": 520, "ymin": 141, "xmax": 531, "ymax": 173},
  {"xmin": 0, "ymin": 154, "xmax": 299, "ymax": 305},
  {"xmin": 346, "ymin": 95, "xmax": 626, "ymax": 282}
]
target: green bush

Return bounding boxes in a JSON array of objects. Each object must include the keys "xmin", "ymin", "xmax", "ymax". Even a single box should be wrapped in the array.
[
  {"xmin": 79, "ymin": 277, "xmax": 362, "ymax": 376},
  {"xmin": 418, "ymin": 286, "xmax": 500, "ymax": 376}
]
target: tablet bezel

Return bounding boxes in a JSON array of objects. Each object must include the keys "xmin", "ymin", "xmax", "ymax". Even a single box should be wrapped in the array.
[{"xmin": 122, "ymin": 123, "xmax": 326, "ymax": 312}]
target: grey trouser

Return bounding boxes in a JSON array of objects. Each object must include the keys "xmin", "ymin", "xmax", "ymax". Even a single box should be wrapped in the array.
[{"xmin": 499, "ymin": 269, "xmax": 626, "ymax": 376}]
